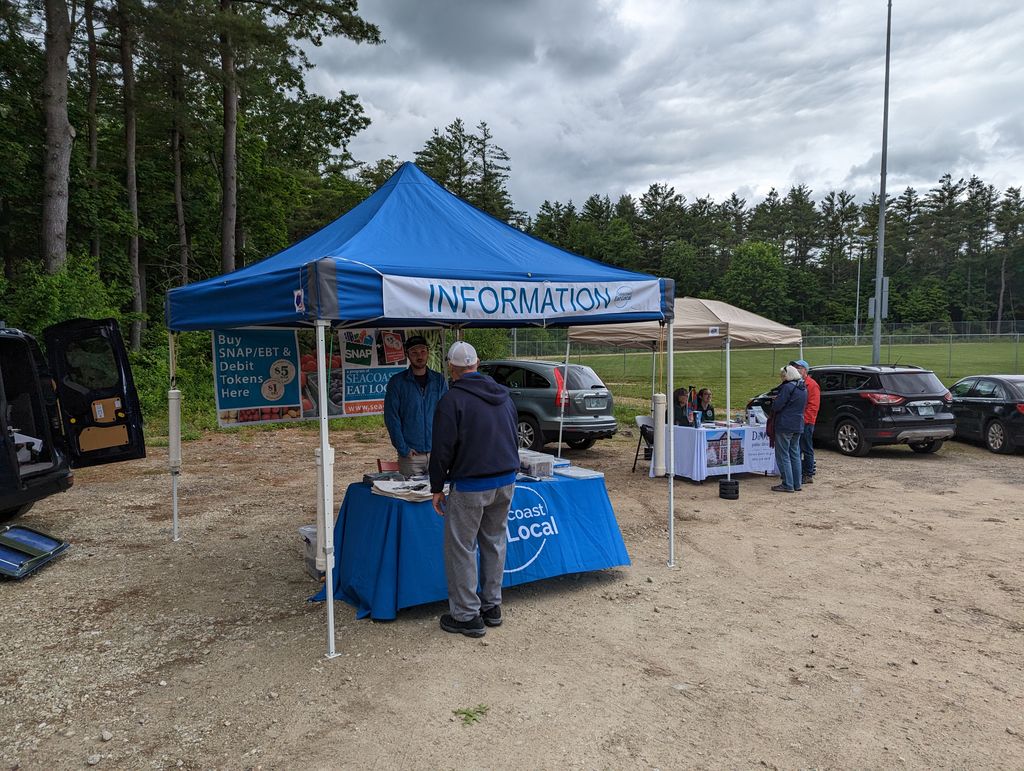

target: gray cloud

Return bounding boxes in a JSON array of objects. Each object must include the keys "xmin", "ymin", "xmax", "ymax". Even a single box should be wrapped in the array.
[{"xmin": 307, "ymin": 0, "xmax": 1024, "ymax": 212}]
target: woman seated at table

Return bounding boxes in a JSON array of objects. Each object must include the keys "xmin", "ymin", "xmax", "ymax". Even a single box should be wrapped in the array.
[
  {"xmin": 696, "ymin": 388, "xmax": 715, "ymax": 422},
  {"xmin": 672, "ymin": 387, "xmax": 691, "ymax": 426}
]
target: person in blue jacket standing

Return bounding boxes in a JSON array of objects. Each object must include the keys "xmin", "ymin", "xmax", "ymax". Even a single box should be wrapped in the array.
[
  {"xmin": 384, "ymin": 335, "xmax": 447, "ymax": 476},
  {"xmin": 429, "ymin": 341, "xmax": 520, "ymax": 638},
  {"xmin": 771, "ymin": 364, "xmax": 808, "ymax": 493}
]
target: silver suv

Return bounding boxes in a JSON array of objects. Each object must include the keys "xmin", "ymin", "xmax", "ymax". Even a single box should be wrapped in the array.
[{"xmin": 478, "ymin": 360, "xmax": 616, "ymax": 451}]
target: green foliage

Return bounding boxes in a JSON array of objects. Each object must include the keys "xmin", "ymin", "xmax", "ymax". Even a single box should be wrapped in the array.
[
  {"xmin": 0, "ymin": 253, "xmax": 128, "ymax": 336},
  {"xmin": 464, "ymin": 329, "xmax": 512, "ymax": 361},
  {"xmin": 716, "ymin": 242, "xmax": 789, "ymax": 321},
  {"xmin": 453, "ymin": 704, "xmax": 489, "ymax": 726}
]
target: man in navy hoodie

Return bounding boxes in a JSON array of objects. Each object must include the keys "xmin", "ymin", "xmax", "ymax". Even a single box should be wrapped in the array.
[{"xmin": 429, "ymin": 341, "xmax": 520, "ymax": 638}]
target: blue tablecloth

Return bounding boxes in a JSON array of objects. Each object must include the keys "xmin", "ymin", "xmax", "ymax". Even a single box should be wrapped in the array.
[{"xmin": 313, "ymin": 476, "xmax": 630, "ymax": 620}]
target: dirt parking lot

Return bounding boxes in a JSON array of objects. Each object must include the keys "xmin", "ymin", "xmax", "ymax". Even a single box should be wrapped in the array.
[{"xmin": 1, "ymin": 426, "xmax": 1022, "ymax": 769}]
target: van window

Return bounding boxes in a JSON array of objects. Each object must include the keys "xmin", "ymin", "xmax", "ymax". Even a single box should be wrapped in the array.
[{"xmin": 62, "ymin": 337, "xmax": 120, "ymax": 391}]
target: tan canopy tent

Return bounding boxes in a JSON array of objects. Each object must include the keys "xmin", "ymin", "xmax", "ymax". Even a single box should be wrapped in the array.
[
  {"xmin": 569, "ymin": 296, "xmax": 802, "ymax": 499},
  {"xmin": 568, "ymin": 296, "xmax": 802, "ymax": 350}
]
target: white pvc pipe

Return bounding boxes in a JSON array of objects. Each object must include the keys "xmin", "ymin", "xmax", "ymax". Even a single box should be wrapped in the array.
[
  {"xmin": 315, "ymin": 320, "xmax": 339, "ymax": 659},
  {"xmin": 667, "ymin": 318, "xmax": 675, "ymax": 567},
  {"xmin": 168, "ymin": 388, "xmax": 182, "ymax": 542},
  {"xmin": 653, "ymin": 393, "xmax": 667, "ymax": 477}
]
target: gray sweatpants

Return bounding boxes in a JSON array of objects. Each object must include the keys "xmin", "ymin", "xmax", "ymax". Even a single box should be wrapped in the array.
[{"xmin": 443, "ymin": 484, "xmax": 515, "ymax": 621}]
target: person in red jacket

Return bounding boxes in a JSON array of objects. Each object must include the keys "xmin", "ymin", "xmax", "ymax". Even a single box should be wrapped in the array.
[{"xmin": 791, "ymin": 359, "xmax": 819, "ymax": 484}]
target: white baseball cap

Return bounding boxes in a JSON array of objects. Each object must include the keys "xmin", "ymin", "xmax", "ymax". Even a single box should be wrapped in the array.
[{"xmin": 447, "ymin": 340, "xmax": 478, "ymax": 367}]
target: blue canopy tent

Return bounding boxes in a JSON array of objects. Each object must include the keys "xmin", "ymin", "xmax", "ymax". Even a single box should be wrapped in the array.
[{"xmin": 165, "ymin": 162, "xmax": 679, "ymax": 656}]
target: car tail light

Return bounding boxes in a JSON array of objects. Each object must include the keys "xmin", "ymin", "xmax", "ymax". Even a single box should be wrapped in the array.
[
  {"xmin": 554, "ymin": 367, "xmax": 567, "ymax": 410},
  {"xmin": 859, "ymin": 392, "xmax": 905, "ymax": 405},
  {"xmin": 1016, "ymin": 403, "xmax": 1024, "ymax": 415},
  {"xmin": 942, "ymin": 390, "xmax": 952, "ymax": 404}
]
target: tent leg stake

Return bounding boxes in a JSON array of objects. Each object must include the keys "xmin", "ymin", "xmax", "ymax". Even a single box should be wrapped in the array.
[{"xmin": 315, "ymin": 320, "xmax": 339, "ymax": 659}]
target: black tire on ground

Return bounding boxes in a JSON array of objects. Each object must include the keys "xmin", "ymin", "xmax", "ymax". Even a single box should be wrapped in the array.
[
  {"xmin": 985, "ymin": 419, "xmax": 1013, "ymax": 454},
  {"xmin": 0, "ymin": 502, "xmax": 34, "ymax": 522},
  {"xmin": 517, "ymin": 415, "xmax": 545, "ymax": 452},
  {"xmin": 566, "ymin": 437, "xmax": 596, "ymax": 450},
  {"xmin": 909, "ymin": 439, "xmax": 944, "ymax": 454},
  {"xmin": 834, "ymin": 419, "xmax": 871, "ymax": 457}
]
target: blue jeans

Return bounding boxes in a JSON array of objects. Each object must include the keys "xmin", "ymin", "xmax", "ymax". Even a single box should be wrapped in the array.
[
  {"xmin": 800, "ymin": 424, "xmax": 816, "ymax": 478},
  {"xmin": 774, "ymin": 431, "xmax": 802, "ymax": 490}
]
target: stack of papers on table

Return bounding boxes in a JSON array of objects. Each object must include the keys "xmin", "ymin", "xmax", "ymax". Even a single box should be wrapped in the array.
[
  {"xmin": 553, "ymin": 465, "xmax": 604, "ymax": 479},
  {"xmin": 372, "ymin": 480, "xmax": 435, "ymax": 502}
]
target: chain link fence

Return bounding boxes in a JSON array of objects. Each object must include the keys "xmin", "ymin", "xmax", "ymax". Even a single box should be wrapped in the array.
[{"xmin": 493, "ymin": 323, "xmax": 1023, "ymax": 377}]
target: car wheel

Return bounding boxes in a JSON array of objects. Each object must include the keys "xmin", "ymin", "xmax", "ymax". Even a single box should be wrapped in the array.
[
  {"xmin": 909, "ymin": 439, "xmax": 944, "ymax": 454},
  {"xmin": 517, "ymin": 415, "xmax": 545, "ymax": 452},
  {"xmin": 566, "ymin": 437, "xmax": 596, "ymax": 450},
  {"xmin": 834, "ymin": 419, "xmax": 870, "ymax": 457},
  {"xmin": 0, "ymin": 502, "xmax": 33, "ymax": 521},
  {"xmin": 985, "ymin": 419, "xmax": 1013, "ymax": 454}
]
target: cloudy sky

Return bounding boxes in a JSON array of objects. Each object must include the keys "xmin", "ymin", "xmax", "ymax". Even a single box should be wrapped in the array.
[{"xmin": 307, "ymin": 0, "xmax": 1024, "ymax": 215}]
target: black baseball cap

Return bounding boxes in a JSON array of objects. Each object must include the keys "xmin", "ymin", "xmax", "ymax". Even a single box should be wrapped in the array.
[{"xmin": 404, "ymin": 334, "xmax": 428, "ymax": 351}]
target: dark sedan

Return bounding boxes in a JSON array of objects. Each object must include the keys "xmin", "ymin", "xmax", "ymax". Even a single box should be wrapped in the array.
[{"xmin": 949, "ymin": 375, "xmax": 1024, "ymax": 453}]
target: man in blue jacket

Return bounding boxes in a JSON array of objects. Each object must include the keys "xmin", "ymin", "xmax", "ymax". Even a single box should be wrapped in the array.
[
  {"xmin": 429, "ymin": 341, "xmax": 520, "ymax": 638},
  {"xmin": 384, "ymin": 335, "xmax": 447, "ymax": 476}
]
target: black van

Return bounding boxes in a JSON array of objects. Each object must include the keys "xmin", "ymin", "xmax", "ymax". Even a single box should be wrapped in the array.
[{"xmin": 0, "ymin": 318, "xmax": 145, "ymax": 519}]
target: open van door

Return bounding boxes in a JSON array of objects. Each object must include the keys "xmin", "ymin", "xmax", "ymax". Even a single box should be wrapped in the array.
[{"xmin": 43, "ymin": 319, "xmax": 145, "ymax": 468}]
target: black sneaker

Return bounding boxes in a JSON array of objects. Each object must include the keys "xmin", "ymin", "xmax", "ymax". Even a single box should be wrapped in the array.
[
  {"xmin": 802, "ymin": 476, "xmax": 814, "ymax": 484},
  {"xmin": 440, "ymin": 613, "xmax": 485, "ymax": 638},
  {"xmin": 481, "ymin": 605, "xmax": 502, "ymax": 627}
]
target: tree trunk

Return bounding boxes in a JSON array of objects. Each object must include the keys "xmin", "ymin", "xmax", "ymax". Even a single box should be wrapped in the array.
[
  {"xmin": 42, "ymin": 0, "xmax": 74, "ymax": 274},
  {"xmin": 85, "ymin": 0, "xmax": 100, "ymax": 258},
  {"xmin": 119, "ymin": 2, "xmax": 143, "ymax": 350},
  {"xmin": 171, "ymin": 66, "xmax": 191, "ymax": 285},
  {"xmin": 219, "ymin": 0, "xmax": 237, "ymax": 274}
]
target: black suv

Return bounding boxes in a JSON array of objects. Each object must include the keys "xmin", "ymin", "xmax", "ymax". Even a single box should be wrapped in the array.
[
  {"xmin": 478, "ymin": 360, "xmax": 616, "ymax": 451},
  {"xmin": 748, "ymin": 365, "xmax": 954, "ymax": 456},
  {"xmin": 1, "ymin": 319, "xmax": 145, "ymax": 519}
]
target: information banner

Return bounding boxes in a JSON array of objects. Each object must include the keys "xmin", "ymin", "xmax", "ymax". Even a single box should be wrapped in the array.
[
  {"xmin": 382, "ymin": 275, "xmax": 662, "ymax": 322},
  {"xmin": 212, "ymin": 329, "xmax": 302, "ymax": 426}
]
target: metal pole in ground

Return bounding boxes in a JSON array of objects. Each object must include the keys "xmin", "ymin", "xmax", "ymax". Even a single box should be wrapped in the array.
[{"xmin": 948, "ymin": 334, "xmax": 953, "ymax": 377}]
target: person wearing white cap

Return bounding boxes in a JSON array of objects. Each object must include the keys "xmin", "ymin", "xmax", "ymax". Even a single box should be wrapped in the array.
[
  {"xmin": 790, "ymin": 359, "xmax": 819, "ymax": 484},
  {"xmin": 428, "ymin": 340, "xmax": 519, "ymax": 638}
]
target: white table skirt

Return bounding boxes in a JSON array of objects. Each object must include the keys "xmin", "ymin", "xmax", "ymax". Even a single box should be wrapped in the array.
[{"xmin": 650, "ymin": 424, "xmax": 778, "ymax": 482}]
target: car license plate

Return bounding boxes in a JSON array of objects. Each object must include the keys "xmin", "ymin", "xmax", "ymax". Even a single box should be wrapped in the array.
[
  {"xmin": 917, "ymin": 404, "xmax": 934, "ymax": 416},
  {"xmin": 585, "ymin": 397, "xmax": 605, "ymax": 409}
]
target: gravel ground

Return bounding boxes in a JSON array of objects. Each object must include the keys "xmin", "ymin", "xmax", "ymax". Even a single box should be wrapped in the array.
[{"xmin": 1, "ymin": 426, "xmax": 1022, "ymax": 769}]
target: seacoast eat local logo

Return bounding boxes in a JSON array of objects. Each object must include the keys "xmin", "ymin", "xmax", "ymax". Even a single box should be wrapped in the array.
[{"xmin": 504, "ymin": 485, "xmax": 560, "ymax": 573}]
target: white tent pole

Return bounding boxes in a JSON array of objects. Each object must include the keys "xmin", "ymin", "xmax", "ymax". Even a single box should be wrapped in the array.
[
  {"xmin": 315, "ymin": 320, "xmax": 340, "ymax": 659},
  {"xmin": 168, "ymin": 332, "xmax": 182, "ymax": 542},
  {"xmin": 726, "ymin": 337, "xmax": 732, "ymax": 481},
  {"xmin": 667, "ymin": 317, "xmax": 676, "ymax": 567},
  {"xmin": 556, "ymin": 336, "xmax": 570, "ymax": 457}
]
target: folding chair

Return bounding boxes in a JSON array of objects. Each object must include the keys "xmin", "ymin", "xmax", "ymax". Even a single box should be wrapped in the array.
[
  {"xmin": 632, "ymin": 415, "xmax": 655, "ymax": 473},
  {"xmin": 377, "ymin": 458, "xmax": 400, "ymax": 472}
]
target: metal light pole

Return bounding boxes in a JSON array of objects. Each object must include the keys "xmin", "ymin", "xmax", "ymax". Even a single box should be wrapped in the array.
[
  {"xmin": 854, "ymin": 240, "xmax": 864, "ymax": 346},
  {"xmin": 872, "ymin": 0, "xmax": 893, "ymax": 365}
]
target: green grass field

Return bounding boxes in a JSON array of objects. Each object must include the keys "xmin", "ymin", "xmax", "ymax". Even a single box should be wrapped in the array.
[{"xmin": 570, "ymin": 341, "xmax": 1023, "ymax": 424}]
